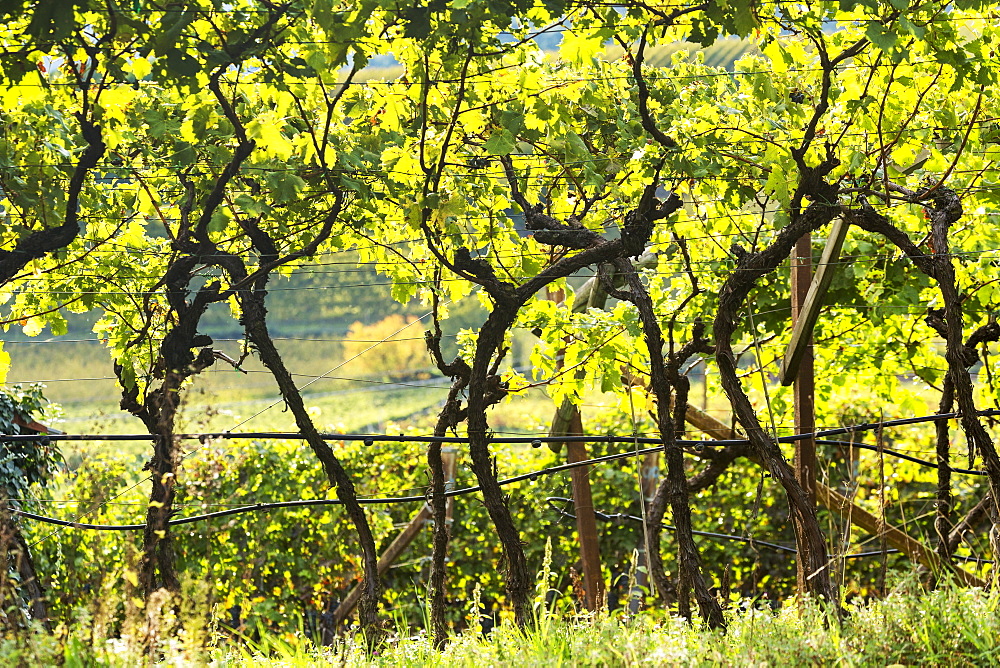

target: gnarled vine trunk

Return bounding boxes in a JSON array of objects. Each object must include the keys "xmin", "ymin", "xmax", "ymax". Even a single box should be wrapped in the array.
[
  {"xmin": 607, "ymin": 257, "xmax": 724, "ymax": 628},
  {"xmin": 240, "ymin": 283, "xmax": 382, "ymax": 636},
  {"xmin": 117, "ymin": 271, "xmax": 221, "ymax": 598},
  {"xmin": 420, "ymin": 169, "xmax": 680, "ymax": 626},
  {"xmin": 849, "ymin": 190, "xmax": 1000, "ymax": 555},
  {"xmin": 425, "ymin": 326, "xmax": 470, "ymax": 647},
  {"xmin": 934, "ymin": 378, "xmax": 955, "ymax": 565},
  {"xmin": 712, "ymin": 196, "xmax": 840, "ymax": 605}
]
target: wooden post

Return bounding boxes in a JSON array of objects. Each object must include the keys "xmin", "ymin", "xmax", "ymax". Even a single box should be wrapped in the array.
[
  {"xmin": 790, "ymin": 234, "xmax": 817, "ymax": 595},
  {"xmin": 442, "ymin": 446, "xmax": 457, "ymax": 524},
  {"xmin": 817, "ymin": 484, "xmax": 984, "ymax": 587},
  {"xmin": 331, "ymin": 446, "xmax": 459, "ymax": 626},
  {"xmin": 790, "ymin": 234, "xmax": 817, "ymax": 504},
  {"xmin": 779, "ymin": 220, "xmax": 851, "ymax": 386},
  {"xmin": 331, "ymin": 503, "xmax": 432, "ymax": 627},
  {"xmin": 542, "ymin": 255, "xmax": 659, "ymax": 608},
  {"xmin": 564, "ymin": 408, "xmax": 604, "ymax": 610},
  {"xmin": 683, "ymin": 403, "xmax": 985, "ymax": 588},
  {"xmin": 685, "ymin": 402, "xmax": 736, "ymax": 440}
]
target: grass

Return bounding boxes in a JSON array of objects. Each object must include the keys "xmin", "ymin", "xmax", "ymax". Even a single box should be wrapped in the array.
[
  {"xmin": 201, "ymin": 583, "xmax": 1000, "ymax": 666},
  {"xmin": 5, "ymin": 580, "xmax": 998, "ymax": 666}
]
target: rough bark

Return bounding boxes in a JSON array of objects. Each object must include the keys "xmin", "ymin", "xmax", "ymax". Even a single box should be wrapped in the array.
[
  {"xmin": 117, "ymin": 251, "xmax": 221, "ymax": 597},
  {"xmin": 207, "ymin": 53, "xmax": 380, "ymax": 628},
  {"xmin": 948, "ymin": 492, "xmax": 993, "ymax": 555},
  {"xmin": 934, "ymin": 377, "xmax": 955, "ymax": 565},
  {"xmin": 928, "ymin": 193, "xmax": 1000, "ymax": 491},
  {"xmin": 709, "ymin": 38, "xmax": 864, "ymax": 606},
  {"xmin": 427, "ymin": 401, "xmax": 457, "ymax": 648},
  {"xmin": 605, "ymin": 258, "xmax": 723, "ymax": 627},
  {"xmin": 115, "ymin": 65, "xmax": 258, "ymax": 597},
  {"xmin": 922, "ymin": 308, "xmax": 1000, "ymax": 567},
  {"xmin": 687, "ymin": 443, "xmax": 749, "ymax": 494},
  {"xmin": 713, "ymin": 186, "xmax": 841, "ymax": 604},
  {"xmin": 119, "ymin": 335, "xmax": 217, "ymax": 596},
  {"xmin": 848, "ymin": 192, "xmax": 1000, "ymax": 540},
  {"xmin": 429, "ymin": 161, "xmax": 680, "ymax": 625},
  {"xmin": 114, "ymin": 22, "xmax": 287, "ymax": 595},
  {"xmin": 461, "ymin": 304, "xmax": 532, "ymax": 624},
  {"xmin": 240, "ymin": 279, "xmax": 382, "ymax": 636},
  {"xmin": 425, "ymin": 327, "xmax": 470, "ymax": 647}
]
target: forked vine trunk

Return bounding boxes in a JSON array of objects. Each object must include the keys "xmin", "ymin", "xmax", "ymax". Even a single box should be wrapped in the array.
[
  {"xmin": 713, "ymin": 198, "xmax": 840, "ymax": 605},
  {"xmin": 849, "ymin": 190, "xmax": 1000, "ymax": 548},
  {"xmin": 608, "ymin": 257, "xmax": 724, "ymax": 628},
  {"xmin": 425, "ymin": 326, "xmax": 470, "ymax": 647},
  {"xmin": 117, "ymin": 264, "xmax": 221, "ymax": 598},
  {"xmin": 465, "ymin": 305, "xmax": 532, "ymax": 624},
  {"xmin": 429, "ymin": 167, "xmax": 678, "ymax": 626}
]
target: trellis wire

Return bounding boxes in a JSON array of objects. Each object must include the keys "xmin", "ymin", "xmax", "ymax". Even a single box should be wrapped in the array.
[
  {"xmin": 8, "ymin": 407, "xmax": 1000, "ymax": 532},
  {"xmin": 545, "ymin": 497, "xmax": 993, "ymax": 564},
  {"xmin": 3, "ymin": 406, "xmax": 997, "ymax": 446}
]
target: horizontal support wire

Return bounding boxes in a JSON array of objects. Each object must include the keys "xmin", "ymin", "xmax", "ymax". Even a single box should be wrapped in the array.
[
  {"xmin": 815, "ymin": 440, "xmax": 986, "ymax": 476},
  {"xmin": 8, "ymin": 409, "xmax": 998, "ymax": 530},
  {"xmin": 5, "ymin": 407, "xmax": 1000, "ymax": 444},
  {"xmin": 545, "ymin": 496, "xmax": 802, "ymax": 554},
  {"xmin": 544, "ymin": 497, "xmax": 992, "ymax": 564}
]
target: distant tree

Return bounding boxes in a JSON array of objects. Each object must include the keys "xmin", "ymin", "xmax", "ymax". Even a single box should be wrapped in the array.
[{"xmin": 341, "ymin": 315, "xmax": 431, "ymax": 381}]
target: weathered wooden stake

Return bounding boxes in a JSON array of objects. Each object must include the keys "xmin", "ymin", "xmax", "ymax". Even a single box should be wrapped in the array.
[
  {"xmin": 683, "ymin": 403, "xmax": 985, "ymax": 588},
  {"xmin": 779, "ymin": 220, "xmax": 851, "ymax": 386},
  {"xmin": 564, "ymin": 408, "xmax": 604, "ymax": 610},
  {"xmin": 790, "ymin": 234, "xmax": 818, "ymax": 596},
  {"xmin": 443, "ymin": 446, "xmax": 457, "ymax": 525},
  {"xmin": 544, "ymin": 254, "xmax": 659, "ymax": 610},
  {"xmin": 331, "ymin": 446, "xmax": 458, "ymax": 627},
  {"xmin": 817, "ymin": 484, "xmax": 984, "ymax": 587}
]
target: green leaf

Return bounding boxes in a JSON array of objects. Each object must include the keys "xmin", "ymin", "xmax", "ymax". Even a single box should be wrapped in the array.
[
  {"xmin": 499, "ymin": 109, "xmax": 525, "ymax": 134},
  {"xmin": 687, "ymin": 18, "xmax": 720, "ymax": 48},
  {"xmin": 898, "ymin": 16, "xmax": 924, "ymax": 38},
  {"xmin": 49, "ymin": 313, "xmax": 67, "ymax": 336},
  {"xmin": 208, "ymin": 208, "xmax": 230, "ymax": 233},
  {"xmin": 305, "ymin": 49, "xmax": 327, "ymax": 72},
  {"xmin": 23, "ymin": 0, "xmax": 85, "ymax": 41},
  {"xmin": 164, "ymin": 48, "xmax": 201, "ymax": 78},
  {"xmin": 235, "ymin": 194, "xmax": 272, "ymax": 217},
  {"xmin": 265, "ymin": 172, "xmax": 307, "ymax": 202},
  {"xmin": 483, "ymin": 129, "xmax": 516, "ymax": 156},
  {"xmin": 402, "ymin": 6, "xmax": 432, "ymax": 39},
  {"xmin": 865, "ymin": 24, "xmax": 898, "ymax": 52}
]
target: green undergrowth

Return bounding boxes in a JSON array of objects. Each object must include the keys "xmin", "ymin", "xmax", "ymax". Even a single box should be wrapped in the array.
[
  {"xmin": 222, "ymin": 583, "xmax": 1000, "ymax": 667},
  {"xmin": 3, "ymin": 581, "xmax": 998, "ymax": 667}
]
